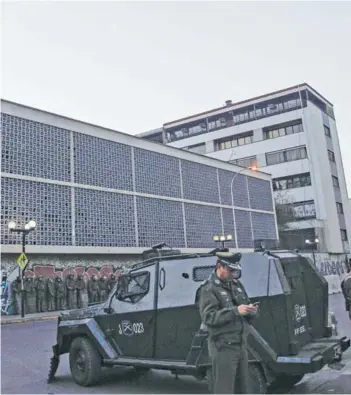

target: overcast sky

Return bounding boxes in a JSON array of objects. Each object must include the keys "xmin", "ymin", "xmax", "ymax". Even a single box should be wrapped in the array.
[{"xmin": 2, "ymin": 1, "xmax": 351, "ymax": 193}]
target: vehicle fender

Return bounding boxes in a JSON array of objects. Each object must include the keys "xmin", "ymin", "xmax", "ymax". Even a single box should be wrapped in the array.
[
  {"xmin": 57, "ymin": 318, "xmax": 118, "ymax": 360},
  {"xmin": 186, "ymin": 330, "xmax": 211, "ymax": 367}
]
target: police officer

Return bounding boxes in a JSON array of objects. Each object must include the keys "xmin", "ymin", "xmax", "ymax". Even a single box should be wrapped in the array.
[
  {"xmin": 341, "ymin": 265, "xmax": 351, "ymax": 320},
  {"xmin": 197, "ymin": 251, "xmax": 258, "ymax": 394}
]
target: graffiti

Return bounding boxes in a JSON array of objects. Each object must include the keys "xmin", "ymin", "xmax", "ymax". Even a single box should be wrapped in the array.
[
  {"xmin": 316, "ymin": 261, "xmax": 346, "ymax": 277},
  {"xmin": 302, "ymin": 253, "xmax": 349, "ymax": 279},
  {"xmin": 23, "ymin": 264, "xmax": 122, "ymax": 281}
]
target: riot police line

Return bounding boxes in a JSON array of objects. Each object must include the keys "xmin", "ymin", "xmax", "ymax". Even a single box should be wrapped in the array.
[{"xmin": 3, "ymin": 273, "xmax": 118, "ymax": 315}]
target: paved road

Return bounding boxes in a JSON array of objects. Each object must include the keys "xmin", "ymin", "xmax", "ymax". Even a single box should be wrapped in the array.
[{"xmin": 1, "ymin": 294, "xmax": 350, "ymax": 394}]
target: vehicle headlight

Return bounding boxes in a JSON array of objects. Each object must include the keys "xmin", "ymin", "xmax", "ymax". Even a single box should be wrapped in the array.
[{"xmin": 328, "ymin": 311, "xmax": 338, "ymax": 336}]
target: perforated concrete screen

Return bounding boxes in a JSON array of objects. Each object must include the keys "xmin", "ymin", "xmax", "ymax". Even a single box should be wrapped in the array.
[{"xmin": 1, "ymin": 107, "xmax": 278, "ymax": 251}]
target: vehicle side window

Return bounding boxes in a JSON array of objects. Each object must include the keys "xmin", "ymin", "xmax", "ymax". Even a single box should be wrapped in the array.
[
  {"xmin": 192, "ymin": 265, "xmax": 214, "ymax": 282},
  {"xmin": 119, "ymin": 271, "xmax": 150, "ymax": 304}
]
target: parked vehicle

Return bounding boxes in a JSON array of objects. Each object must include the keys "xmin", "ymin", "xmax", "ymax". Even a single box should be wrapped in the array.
[{"xmin": 48, "ymin": 244, "xmax": 350, "ymax": 393}]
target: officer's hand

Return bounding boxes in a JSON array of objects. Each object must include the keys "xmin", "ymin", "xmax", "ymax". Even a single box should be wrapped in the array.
[{"xmin": 238, "ymin": 304, "xmax": 254, "ymax": 315}]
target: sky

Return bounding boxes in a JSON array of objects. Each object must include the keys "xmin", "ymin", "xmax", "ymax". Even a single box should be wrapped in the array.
[{"xmin": 2, "ymin": 1, "xmax": 351, "ymax": 194}]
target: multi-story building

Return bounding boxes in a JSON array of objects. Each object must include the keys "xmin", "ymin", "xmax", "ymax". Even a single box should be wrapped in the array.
[
  {"xmin": 1, "ymin": 100, "xmax": 278, "ymax": 271},
  {"xmin": 139, "ymin": 84, "xmax": 350, "ymax": 254}
]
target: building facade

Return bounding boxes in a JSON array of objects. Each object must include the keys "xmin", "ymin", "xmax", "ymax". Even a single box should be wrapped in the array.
[
  {"xmin": 139, "ymin": 84, "xmax": 350, "ymax": 254},
  {"xmin": 1, "ymin": 100, "xmax": 278, "ymax": 269}
]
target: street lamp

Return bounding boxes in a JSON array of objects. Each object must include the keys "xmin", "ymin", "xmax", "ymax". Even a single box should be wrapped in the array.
[
  {"xmin": 305, "ymin": 237, "xmax": 319, "ymax": 265},
  {"xmin": 213, "ymin": 234, "xmax": 233, "ymax": 249},
  {"xmin": 230, "ymin": 165, "xmax": 258, "ymax": 252},
  {"xmin": 8, "ymin": 220, "xmax": 37, "ymax": 318}
]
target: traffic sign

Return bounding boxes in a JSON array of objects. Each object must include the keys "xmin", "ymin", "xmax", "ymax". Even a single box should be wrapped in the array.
[{"xmin": 16, "ymin": 253, "xmax": 28, "ymax": 271}]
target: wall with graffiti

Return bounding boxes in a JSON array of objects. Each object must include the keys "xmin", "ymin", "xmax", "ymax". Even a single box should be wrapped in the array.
[
  {"xmin": 301, "ymin": 252, "xmax": 350, "ymax": 277},
  {"xmin": 2, "ymin": 264, "xmax": 125, "ymax": 316}
]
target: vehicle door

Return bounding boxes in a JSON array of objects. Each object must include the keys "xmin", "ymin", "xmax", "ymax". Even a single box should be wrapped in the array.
[
  {"xmin": 154, "ymin": 256, "xmax": 216, "ymax": 361},
  {"xmin": 97, "ymin": 263, "xmax": 156, "ymax": 359},
  {"xmin": 277, "ymin": 254, "xmax": 313, "ymax": 350}
]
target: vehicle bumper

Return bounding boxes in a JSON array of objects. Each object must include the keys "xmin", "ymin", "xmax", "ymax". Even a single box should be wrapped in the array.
[{"xmin": 270, "ymin": 336, "xmax": 350, "ymax": 375}]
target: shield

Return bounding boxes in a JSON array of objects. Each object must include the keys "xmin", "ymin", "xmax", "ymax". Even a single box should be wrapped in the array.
[{"xmin": 121, "ymin": 320, "xmax": 134, "ymax": 336}]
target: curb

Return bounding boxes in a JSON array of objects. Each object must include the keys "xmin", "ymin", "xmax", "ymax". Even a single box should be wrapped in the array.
[{"xmin": 1, "ymin": 315, "xmax": 59, "ymax": 325}]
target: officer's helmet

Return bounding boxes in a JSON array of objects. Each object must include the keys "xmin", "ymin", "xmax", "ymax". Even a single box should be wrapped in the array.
[{"xmin": 216, "ymin": 251, "xmax": 242, "ymax": 279}]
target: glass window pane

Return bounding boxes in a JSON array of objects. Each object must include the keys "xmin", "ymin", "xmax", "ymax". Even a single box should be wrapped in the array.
[
  {"xmin": 286, "ymin": 126, "xmax": 293, "ymax": 135},
  {"xmin": 279, "ymin": 128, "xmax": 285, "ymax": 137},
  {"xmin": 280, "ymin": 180, "xmax": 287, "ymax": 189},
  {"xmin": 293, "ymin": 124, "xmax": 300, "ymax": 134}
]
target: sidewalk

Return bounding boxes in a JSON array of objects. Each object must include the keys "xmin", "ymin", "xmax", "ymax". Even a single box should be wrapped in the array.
[{"xmin": 0, "ymin": 310, "xmax": 62, "ymax": 325}]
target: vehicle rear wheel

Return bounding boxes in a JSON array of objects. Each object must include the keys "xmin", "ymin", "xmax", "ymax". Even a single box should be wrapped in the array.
[
  {"xmin": 206, "ymin": 367, "xmax": 213, "ymax": 393},
  {"xmin": 133, "ymin": 367, "xmax": 151, "ymax": 376},
  {"xmin": 268, "ymin": 373, "xmax": 304, "ymax": 392},
  {"xmin": 205, "ymin": 363, "xmax": 267, "ymax": 394},
  {"xmin": 249, "ymin": 363, "xmax": 267, "ymax": 394},
  {"xmin": 69, "ymin": 336, "xmax": 102, "ymax": 387}
]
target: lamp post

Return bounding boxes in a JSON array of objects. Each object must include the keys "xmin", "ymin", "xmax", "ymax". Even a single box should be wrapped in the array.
[
  {"xmin": 8, "ymin": 220, "xmax": 37, "ymax": 318},
  {"xmin": 230, "ymin": 165, "xmax": 258, "ymax": 252},
  {"xmin": 213, "ymin": 234, "xmax": 233, "ymax": 249},
  {"xmin": 305, "ymin": 237, "xmax": 319, "ymax": 265}
]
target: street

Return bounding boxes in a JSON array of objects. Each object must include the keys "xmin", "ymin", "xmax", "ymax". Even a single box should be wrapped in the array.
[{"xmin": 1, "ymin": 294, "xmax": 350, "ymax": 394}]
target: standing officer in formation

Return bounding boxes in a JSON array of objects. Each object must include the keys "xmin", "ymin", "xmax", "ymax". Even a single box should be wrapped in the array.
[
  {"xmin": 197, "ymin": 251, "xmax": 258, "ymax": 394},
  {"xmin": 341, "ymin": 263, "xmax": 351, "ymax": 320}
]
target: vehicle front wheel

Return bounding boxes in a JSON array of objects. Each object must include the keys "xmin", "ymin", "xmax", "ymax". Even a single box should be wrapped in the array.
[{"xmin": 69, "ymin": 336, "xmax": 102, "ymax": 387}]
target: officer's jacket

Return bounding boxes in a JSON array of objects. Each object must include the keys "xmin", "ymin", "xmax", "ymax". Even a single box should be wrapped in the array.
[
  {"xmin": 341, "ymin": 273, "xmax": 351, "ymax": 311},
  {"xmin": 197, "ymin": 271, "xmax": 256, "ymax": 344}
]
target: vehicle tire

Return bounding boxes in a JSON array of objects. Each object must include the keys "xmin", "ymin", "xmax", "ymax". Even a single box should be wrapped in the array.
[
  {"xmin": 69, "ymin": 336, "xmax": 102, "ymax": 387},
  {"xmin": 133, "ymin": 366, "xmax": 151, "ymax": 376},
  {"xmin": 249, "ymin": 363, "xmax": 267, "ymax": 394},
  {"xmin": 268, "ymin": 373, "xmax": 305, "ymax": 392},
  {"xmin": 206, "ymin": 364, "xmax": 266, "ymax": 394},
  {"xmin": 206, "ymin": 367, "xmax": 213, "ymax": 394}
]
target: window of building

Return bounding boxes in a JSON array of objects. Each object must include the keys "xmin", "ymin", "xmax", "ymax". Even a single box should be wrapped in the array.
[
  {"xmin": 341, "ymin": 229, "xmax": 348, "ymax": 241},
  {"xmin": 163, "ymin": 91, "xmax": 309, "ymax": 143},
  {"xmin": 215, "ymin": 131, "xmax": 253, "ymax": 151},
  {"xmin": 328, "ymin": 150, "xmax": 335, "ymax": 162},
  {"xmin": 279, "ymin": 227, "xmax": 316, "ymax": 250},
  {"xmin": 266, "ymin": 146, "xmax": 307, "ymax": 166},
  {"xmin": 332, "ymin": 176, "xmax": 340, "ymax": 188},
  {"xmin": 273, "ymin": 172, "xmax": 311, "ymax": 191},
  {"xmin": 324, "ymin": 125, "xmax": 331, "ymax": 137},
  {"xmin": 292, "ymin": 200, "xmax": 316, "ymax": 220},
  {"xmin": 230, "ymin": 156, "xmax": 257, "ymax": 168},
  {"xmin": 208, "ymin": 114, "xmax": 234, "ymax": 132},
  {"xmin": 264, "ymin": 120, "xmax": 303, "ymax": 140},
  {"xmin": 336, "ymin": 202, "xmax": 344, "ymax": 214},
  {"xmin": 186, "ymin": 143, "xmax": 206, "ymax": 154}
]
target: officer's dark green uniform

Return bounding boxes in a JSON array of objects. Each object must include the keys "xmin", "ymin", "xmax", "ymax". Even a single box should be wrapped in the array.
[{"xmin": 197, "ymin": 252, "xmax": 257, "ymax": 394}]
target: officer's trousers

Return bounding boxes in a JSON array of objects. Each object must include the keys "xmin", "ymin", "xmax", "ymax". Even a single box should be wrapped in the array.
[{"xmin": 209, "ymin": 338, "xmax": 250, "ymax": 394}]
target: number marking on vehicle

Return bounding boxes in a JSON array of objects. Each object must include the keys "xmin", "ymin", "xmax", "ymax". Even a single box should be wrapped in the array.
[
  {"xmin": 118, "ymin": 320, "xmax": 144, "ymax": 336},
  {"xmin": 294, "ymin": 304, "xmax": 307, "ymax": 322},
  {"xmin": 294, "ymin": 325, "xmax": 306, "ymax": 336}
]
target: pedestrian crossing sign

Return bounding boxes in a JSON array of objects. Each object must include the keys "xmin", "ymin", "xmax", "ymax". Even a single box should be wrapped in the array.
[{"xmin": 16, "ymin": 253, "xmax": 28, "ymax": 271}]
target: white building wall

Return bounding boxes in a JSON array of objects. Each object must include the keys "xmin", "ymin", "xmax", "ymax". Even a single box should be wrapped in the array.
[{"xmin": 165, "ymin": 98, "xmax": 349, "ymax": 254}]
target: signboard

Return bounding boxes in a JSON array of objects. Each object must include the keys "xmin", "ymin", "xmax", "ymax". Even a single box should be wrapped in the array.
[{"xmin": 16, "ymin": 253, "xmax": 28, "ymax": 271}]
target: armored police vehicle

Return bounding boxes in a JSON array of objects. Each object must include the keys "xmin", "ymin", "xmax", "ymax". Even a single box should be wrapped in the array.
[{"xmin": 48, "ymin": 244, "xmax": 350, "ymax": 393}]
